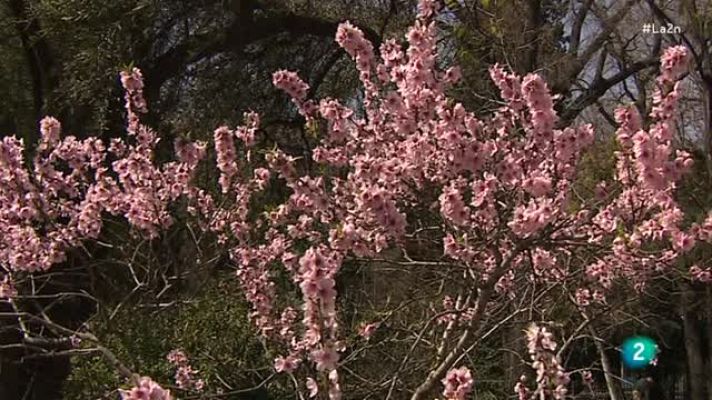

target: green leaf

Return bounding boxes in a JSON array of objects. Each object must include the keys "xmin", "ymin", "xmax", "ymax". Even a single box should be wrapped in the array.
[
  {"xmin": 489, "ymin": 22, "xmax": 501, "ymax": 38},
  {"xmin": 306, "ymin": 119, "xmax": 319, "ymax": 138},
  {"xmin": 444, "ymin": 0, "xmax": 462, "ymax": 11},
  {"xmin": 616, "ymin": 220, "xmax": 627, "ymax": 238}
]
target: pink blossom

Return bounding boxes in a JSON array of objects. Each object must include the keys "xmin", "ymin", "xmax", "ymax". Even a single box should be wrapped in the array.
[
  {"xmin": 174, "ymin": 139, "xmax": 206, "ymax": 167},
  {"xmin": 358, "ymin": 322, "xmax": 379, "ymax": 340},
  {"xmin": 120, "ymin": 68, "xmax": 148, "ymax": 134},
  {"xmin": 514, "ymin": 375, "xmax": 530, "ymax": 400},
  {"xmin": 328, "ymin": 369, "xmax": 342, "ymax": 400},
  {"xmin": 525, "ymin": 324, "xmax": 569, "ymax": 400},
  {"xmin": 306, "ymin": 377, "xmax": 319, "ymax": 398},
  {"xmin": 522, "ymin": 73, "xmax": 557, "ymax": 137},
  {"xmin": 272, "ymin": 70, "xmax": 308, "ymax": 101},
  {"xmin": 274, "ymin": 355, "xmax": 300, "ymax": 373},
  {"xmin": 311, "ymin": 345, "xmax": 339, "ymax": 371},
  {"xmin": 690, "ymin": 265, "xmax": 712, "ymax": 283},
  {"xmin": 490, "ymin": 64, "xmax": 524, "ymax": 110},
  {"xmin": 442, "ymin": 366, "xmax": 473, "ymax": 400},
  {"xmin": 236, "ymin": 111, "xmax": 259, "ymax": 146},
  {"xmin": 39, "ymin": 117, "xmax": 61, "ymax": 147},
  {"xmin": 582, "ymin": 370, "xmax": 593, "ymax": 384},
  {"xmin": 214, "ymin": 126, "xmax": 238, "ymax": 193},
  {"xmin": 166, "ymin": 349, "xmax": 188, "ymax": 365},
  {"xmin": 119, "ymin": 377, "xmax": 171, "ymax": 400},
  {"xmin": 575, "ymin": 288, "xmax": 591, "ymax": 307},
  {"xmin": 166, "ymin": 349, "xmax": 204, "ymax": 392},
  {"xmin": 69, "ymin": 335, "xmax": 82, "ymax": 348},
  {"xmin": 614, "ymin": 105, "xmax": 642, "ymax": 143},
  {"xmin": 522, "ymin": 171, "xmax": 552, "ymax": 197},
  {"xmin": 658, "ymin": 45, "xmax": 689, "ymax": 85},
  {"xmin": 440, "ymin": 183, "xmax": 470, "ymax": 226},
  {"xmin": 672, "ymin": 231, "xmax": 695, "ymax": 253}
]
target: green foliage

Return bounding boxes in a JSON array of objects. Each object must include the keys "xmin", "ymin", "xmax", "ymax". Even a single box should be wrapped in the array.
[
  {"xmin": 63, "ymin": 273, "xmax": 272, "ymax": 399},
  {"xmin": 0, "ymin": 29, "xmax": 34, "ymax": 135},
  {"xmin": 572, "ymin": 135, "xmax": 617, "ymax": 203},
  {"xmin": 32, "ymin": 0, "xmax": 158, "ymax": 130}
]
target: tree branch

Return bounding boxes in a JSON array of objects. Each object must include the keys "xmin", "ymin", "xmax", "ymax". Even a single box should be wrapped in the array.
[{"xmin": 143, "ymin": 9, "xmax": 382, "ymax": 103}]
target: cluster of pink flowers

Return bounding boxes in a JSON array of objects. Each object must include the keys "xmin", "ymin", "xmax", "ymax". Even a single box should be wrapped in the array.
[
  {"xmin": 336, "ymin": 22, "xmax": 374, "ymax": 70},
  {"xmin": 440, "ymin": 182, "xmax": 471, "ymax": 226},
  {"xmin": 274, "ymin": 354, "xmax": 300, "ymax": 373},
  {"xmin": 166, "ymin": 349, "xmax": 204, "ymax": 392},
  {"xmin": 298, "ymin": 247, "xmax": 343, "ymax": 374},
  {"xmin": 521, "ymin": 73, "xmax": 558, "ymax": 138},
  {"xmin": 336, "ymin": 20, "xmax": 378, "ymax": 99},
  {"xmin": 442, "ymin": 366, "xmax": 473, "ymax": 400},
  {"xmin": 574, "ymin": 287, "xmax": 605, "ymax": 307},
  {"xmin": 358, "ymin": 187, "xmax": 407, "ymax": 238},
  {"xmin": 613, "ymin": 46, "xmax": 693, "ymax": 192},
  {"xmin": 310, "ymin": 345, "xmax": 340, "ymax": 372},
  {"xmin": 174, "ymin": 138, "xmax": 207, "ymax": 168},
  {"xmin": 658, "ymin": 45, "xmax": 690, "ymax": 85},
  {"xmin": 39, "ymin": 116, "xmax": 61, "ymax": 147},
  {"xmin": 523, "ymin": 324, "xmax": 569, "ymax": 400},
  {"xmin": 237, "ymin": 111, "xmax": 260, "ymax": 147},
  {"xmin": 214, "ymin": 126, "xmax": 239, "ymax": 193},
  {"xmin": 690, "ymin": 265, "xmax": 712, "ymax": 283},
  {"xmin": 233, "ymin": 246, "xmax": 277, "ymax": 336},
  {"xmin": 119, "ymin": 377, "xmax": 171, "ymax": 400},
  {"xmin": 299, "ymin": 247, "xmax": 338, "ymax": 309},
  {"xmin": 120, "ymin": 68, "xmax": 148, "ymax": 135},
  {"xmin": 531, "ymin": 249, "xmax": 565, "ymax": 282},
  {"xmin": 508, "ymin": 199, "xmax": 556, "ymax": 237},
  {"xmin": 272, "ymin": 70, "xmax": 315, "ymax": 118},
  {"xmin": 0, "ymin": 64, "xmax": 206, "ymax": 379},
  {"xmin": 272, "ymin": 70, "xmax": 309, "ymax": 101},
  {"xmin": 514, "ymin": 375, "xmax": 531, "ymax": 400},
  {"xmin": 489, "ymin": 64, "xmax": 524, "ymax": 110}
]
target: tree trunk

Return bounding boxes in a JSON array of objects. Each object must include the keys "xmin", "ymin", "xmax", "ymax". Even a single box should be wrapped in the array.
[
  {"xmin": 7, "ymin": 0, "xmax": 56, "ymax": 114},
  {"xmin": 682, "ymin": 284, "xmax": 706, "ymax": 400},
  {"xmin": 503, "ymin": 307, "xmax": 526, "ymax": 396},
  {"xmin": 589, "ymin": 327, "xmax": 624, "ymax": 400},
  {"xmin": 704, "ymin": 78, "xmax": 712, "ymax": 185}
]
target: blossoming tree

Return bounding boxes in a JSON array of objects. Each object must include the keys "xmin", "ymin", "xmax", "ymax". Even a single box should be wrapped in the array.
[{"xmin": 1, "ymin": 0, "xmax": 711, "ymax": 399}]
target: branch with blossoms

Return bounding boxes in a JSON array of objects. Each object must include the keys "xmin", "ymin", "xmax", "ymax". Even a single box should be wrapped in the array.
[
  {"xmin": 0, "ymin": 68, "xmax": 206, "ymax": 275},
  {"xmin": 440, "ymin": 324, "xmax": 568, "ymax": 400},
  {"xmin": 231, "ymin": 6, "xmax": 709, "ymax": 398},
  {"xmin": 167, "ymin": 349, "xmax": 205, "ymax": 393},
  {"xmin": 0, "ymin": 66, "xmax": 209, "ymax": 399}
]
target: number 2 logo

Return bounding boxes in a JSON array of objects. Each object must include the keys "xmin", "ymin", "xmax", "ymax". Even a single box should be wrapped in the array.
[{"xmin": 633, "ymin": 342, "xmax": 645, "ymax": 361}]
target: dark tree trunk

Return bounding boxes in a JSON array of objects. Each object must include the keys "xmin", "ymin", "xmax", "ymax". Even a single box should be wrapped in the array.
[
  {"xmin": 682, "ymin": 284, "xmax": 706, "ymax": 400},
  {"xmin": 7, "ymin": 0, "xmax": 57, "ymax": 128},
  {"xmin": 595, "ymin": 336, "xmax": 624, "ymax": 400},
  {"xmin": 0, "ymin": 260, "xmax": 94, "ymax": 399},
  {"xmin": 504, "ymin": 315, "xmax": 525, "ymax": 397}
]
